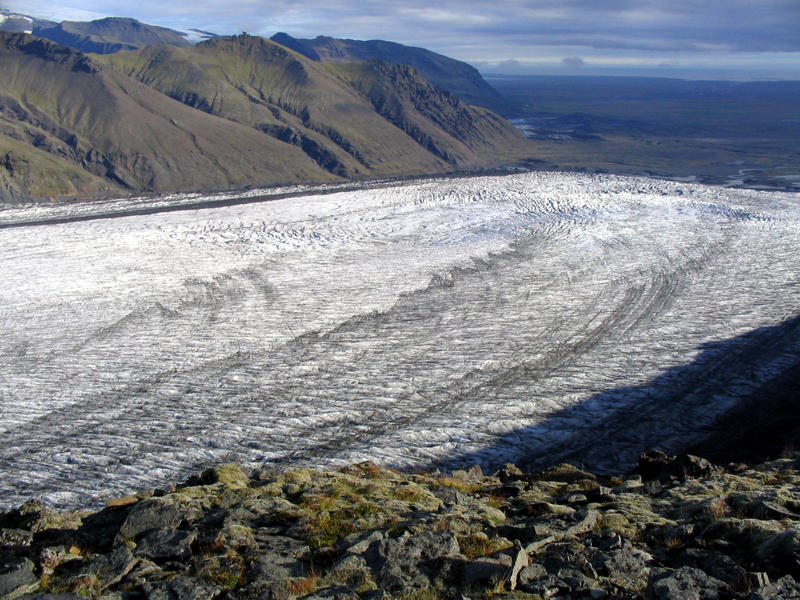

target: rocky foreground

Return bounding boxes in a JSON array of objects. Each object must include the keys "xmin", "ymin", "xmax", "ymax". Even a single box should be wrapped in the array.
[{"xmin": 2, "ymin": 451, "xmax": 800, "ymax": 600}]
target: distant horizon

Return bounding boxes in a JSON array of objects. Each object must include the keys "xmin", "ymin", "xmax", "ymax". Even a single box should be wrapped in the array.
[
  {"xmin": 3, "ymin": 6, "xmax": 799, "ymax": 83},
  {"xmin": 481, "ymin": 71, "xmax": 800, "ymax": 83},
  {"xmin": 6, "ymin": 1, "xmax": 800, "ymax": 82}
]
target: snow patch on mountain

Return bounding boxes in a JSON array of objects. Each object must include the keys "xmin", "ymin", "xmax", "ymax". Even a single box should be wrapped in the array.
[
  {"xmin": 0, "ymin": 11, "xmax": 33, "ymax": 34},
  {"xmin": 168, "ymin": 26, "xmax": 217, "ymax": 43}
]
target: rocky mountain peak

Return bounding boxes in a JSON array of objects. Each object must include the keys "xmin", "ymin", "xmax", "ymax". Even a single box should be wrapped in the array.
[{"xmin": 0, "ymin": 32, "xmax": 99, "ymax": 73}]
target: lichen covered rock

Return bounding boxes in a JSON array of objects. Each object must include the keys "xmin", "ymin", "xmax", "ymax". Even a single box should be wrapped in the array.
[{"xmin": 1, "ymin": 453, "xmax": 800, "ymax": 599}]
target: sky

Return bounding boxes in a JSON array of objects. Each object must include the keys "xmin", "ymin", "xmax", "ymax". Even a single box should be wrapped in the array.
[{"xmin": 6, "ymin": 0, "xmax": 800, "ymax": 80}]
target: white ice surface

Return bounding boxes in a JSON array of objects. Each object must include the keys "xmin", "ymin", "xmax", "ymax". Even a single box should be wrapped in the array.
[{"xmin": 1, "ymin": 171, "xmax": 799, "ymax": 508}]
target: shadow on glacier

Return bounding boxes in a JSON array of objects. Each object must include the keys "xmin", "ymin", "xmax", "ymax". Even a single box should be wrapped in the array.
[{"xmin": 429, "ymin": 314, "xmax": 800, "ymax": 476}]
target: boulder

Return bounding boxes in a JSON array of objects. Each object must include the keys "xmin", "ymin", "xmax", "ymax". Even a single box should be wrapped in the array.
[
  {"xmin": 0, "ymin": 500, "xmax": 48, "ymax": 531},
  {"xmin": 121, "ymin": 558, "xmax": 162, "ymax": 588},
  {"xmin": 142, "ymin": 575, "xmax": 219, "ymax": 600},
  {"xmin": 247, "ymin": 536, "xmax": 310, "ymax": 584},
  {"xmin": 701, "ymin": 518, "xmax": 785, "ymax": 552},
  {"xmin": 14, "ymin": 594, "xmax": 83, "ymax": 599},
  {"xmin": 757, "ymin": 527, "xmax": 800, "ymax": 578},
  {"xmin": 299, "ymin": 585, "xmax": 360, "ymax": 600},
  {"xmin": 0, "ymin": 557, "xmax": 37, "ymax": 597},
  {"xmin": 364, "ymin": 530, "xmax": 460, "ymax": 594},
  {"xmin": 117, "ymin": 499, "xmax": 182, "ymax": 541},
  {"xmin": 602, "ymin": 541, "xmax": 652, "ymax": 591},
  {"xmin": 519, "ymin": 572, "xmax": 572, "ymax": 598},
  {"xmin": 648, "ymin": 566, "xmax": 730, "ymax": 600},
  {"xmin": 213, "ymin": 464, "xmax": 251, "ymax": 487},
  {"xmin": 556, "ymin": 566, "xmax": 597, "ymax": 591},
  {"xmin": 524, "ymin": 501, "xmax": 575, "ymax": 518},
  {"xmin": 460, "ymin": 558, "xmax": 508, "ymax": 585},
  {"xmin": 495, "ymin": 463, "xmax": 524, "ymax": 482},
  {"xmin": 73, "ymin": 505, "xmax": 131, "ymax": 553},
  {"xmin": 726, "ymin": 494, "xmax": 800, "ymax": 521},
  {"xmin": 219, "ymin": 519, "xmax": 256, "ymax": 550},
  {"xmin": 566, "ymin": 509, "xmax": 601, "ymax": 537},
  {"xmin": 495, "ymin": 524, "xmax": 540, "ymax": 544},
  {"xmin": 637, "ymin": 451, "xmax": 716, "ymax": 484},
  {"xmin": 517, "ymin": 562, "xmax": 547, "ymax": 588},
  {"xmin": 324, "ymin": 555, "xmax": 376, "ymax": 594},
  {"xmin": 451, "ymin": 465, "xmax": 484, "ymax": 482},
  {"xmin": 134, "ymin": 528, "xmax": 197, "ymax": 561},
  {"xmin": 539, "ymin": 463, "xmax": 597, "ymax": 484},
  {"xmin": 87, "ymin": 545, "xmax": 138, "ymax": 589},
  {"xmin": 754, "ymin": 501, "xmax": 800, "ymax": 521},
  {"xmin": 242, "ymin": 496, "xmax": 307, "ymax": 526},
  {"xmin": 747, "ymin": 575, "xmax": 800, "ymax": 600},
  {"xmin": 248, "ymin": 551, "xmax": 304, "ymax": 583},
  {"xmin": 258, "ymin": 535, "xmax": 309, "ymax": 559},
  {"xmin": 673, "ymin": 548, "xmax": 746, "ymax": 588},
  {"xmin": 0, "ymin": 529, "xmax": 33, "ymax": 547},
  {"xmin": 335, "ymin": 530, "xmax": 385, "ymax": 555}
]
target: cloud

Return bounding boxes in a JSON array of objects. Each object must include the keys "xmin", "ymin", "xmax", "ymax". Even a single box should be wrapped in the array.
[
  {"xmin": 476, "ymin": 59, "xmax": 533, "ymax": 74},
  {"xmin": 7, "ymin": 0, "xmax": 800, "ymax": 79},
  {"xmin": 562, "ymin": 56, "xmax": 585, "ymax": 68},
  {"xmin": 496, "ymin": 59, "xmax": 524, "ymax": 71},
  {"xmin": 11, "ymin": 1, "xmax": 800, "ymax": 52}
]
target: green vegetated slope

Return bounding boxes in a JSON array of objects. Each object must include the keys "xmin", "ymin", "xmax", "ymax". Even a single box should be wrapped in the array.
[
  {"xmin": 100, "ymin": 36, "xmax": 441, "ymax": 179},
  {"xmin": 100, "ymin": 35, "xmax": 528, "ymax": 179},
  {"xmin": 32, "ymin": 17, "xmax": 192, "ymax": 54},
  {"xmin": 0, "ymin": 33, "xmax": 337, "ymax": 202},
  {"xmin": 271, "ymin": 32, "xmax": 511, "ymax": 114},
  {"xmin": 0, "ymin": 33, "xmax": 530, "ymax": 202},
  {"xmin": 331, "ymin": 59, "xmax": 522, "ymax": 165},
  {"xmin": 0, "ymin": 134, "xmax": 114, "ymax": 201}
]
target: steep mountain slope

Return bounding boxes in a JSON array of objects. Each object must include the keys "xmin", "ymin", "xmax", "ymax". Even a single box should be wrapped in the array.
[
  {"xmin": 332, "ymin": 60, "xmax": 523, "ymax": 165},
  {"xmin": 0, "ymin": 33, "xmax": 530, "ymax": 201},
  {"xmin": 0, "ymin": 33, "xmax": 337, "ymax": 201},
  {"xmin": 32, "ymin": 17, "xmax": 191, "ymax": 54},
  {"xmin": 271, "ymin": 33, "xmax": 510, "ymax": 114},
  {"xmin": 0, "ymin": 133, "xmax": 115, "ymax": 201},
  {"xmin": 100, "ymin": 35, "xmax": 529, "ymax": 178}
]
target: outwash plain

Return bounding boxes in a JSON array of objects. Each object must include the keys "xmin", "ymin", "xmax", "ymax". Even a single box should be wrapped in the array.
[{"xmin": 1, "ymin": 171, "xmax": 798, "ymax": 510}]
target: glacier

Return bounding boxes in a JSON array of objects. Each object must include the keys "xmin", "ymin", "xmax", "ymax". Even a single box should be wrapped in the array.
[{"xmin": 0, "ymin": 171, "xmax": 798, "ymax": 509}]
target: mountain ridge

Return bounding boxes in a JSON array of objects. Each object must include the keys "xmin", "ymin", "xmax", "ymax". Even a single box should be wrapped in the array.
[
  {"xmin": 31, "ymin": 16, "xmax": 193, "ymax": 54},
  {"xmin": 0, "ymin": 32, "xmax": 532, "ymax": 202},
  {"xmin": 0, "ymin": 33, "xmax": 338, "ymax": 201},
  {"xmin": 1, "ymin": 13, "xmax": 509, "ymax": 115},
  {"xmin": 270, "ymin": 32, "xmax": 511, "ymax": 114},
  {"xmin": 100, "ymin": 34, "xmax": 529, "ymax": 175},
  {"xmin": 0, "ymin": 13, "xmax": 506, "ymax": 115}
]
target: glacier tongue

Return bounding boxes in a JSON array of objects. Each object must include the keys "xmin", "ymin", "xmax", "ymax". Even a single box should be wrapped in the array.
[{"xmin": 0, "ymin": 171, "xmax": 798, "ymax": 509}]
